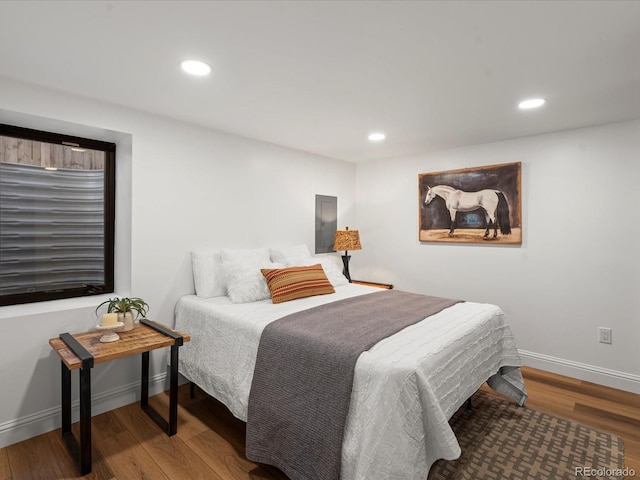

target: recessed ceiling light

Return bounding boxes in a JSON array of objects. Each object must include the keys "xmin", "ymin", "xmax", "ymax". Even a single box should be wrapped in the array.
[
  {"xmin": 368, "ymin": 132, "xmax": 386, "ymax": 142},
  {"xmin": 518, "ymin": 98, "xmax": 546, "ymax": 110},
  {"xmin": 180, "ymin": 59, "xmax": 212, "ymax": 76}
]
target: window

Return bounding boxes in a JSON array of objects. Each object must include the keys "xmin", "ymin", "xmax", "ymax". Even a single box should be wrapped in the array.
[{"xmin": 0, "ymin": 124, "xmax": 115, "ymax": 306}]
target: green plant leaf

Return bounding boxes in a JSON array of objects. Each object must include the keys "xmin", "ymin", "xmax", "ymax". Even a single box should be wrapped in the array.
[{"xmin": 95, "ymin": 296, "xmax": 149, "ymax": 319}]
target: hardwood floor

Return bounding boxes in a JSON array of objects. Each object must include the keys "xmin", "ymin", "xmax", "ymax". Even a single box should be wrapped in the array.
[{"xmin": 1, "ymin": 366, "xmax": 638, "ymax": 479}]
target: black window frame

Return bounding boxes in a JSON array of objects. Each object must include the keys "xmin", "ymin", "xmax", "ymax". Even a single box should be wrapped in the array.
[{"xmin": 0, "ymin": 123, "xmax": 116, "ymax": 306}]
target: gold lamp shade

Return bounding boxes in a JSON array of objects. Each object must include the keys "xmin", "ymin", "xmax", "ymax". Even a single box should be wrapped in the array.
[{"xmin": 333, "ymin": 228, "xmax": 362, "ymax": 252}]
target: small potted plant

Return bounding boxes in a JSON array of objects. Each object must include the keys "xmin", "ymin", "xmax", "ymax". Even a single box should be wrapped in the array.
[{"xmin": 95, "ymin": 297, "xmax": 149, "ymax": 331}]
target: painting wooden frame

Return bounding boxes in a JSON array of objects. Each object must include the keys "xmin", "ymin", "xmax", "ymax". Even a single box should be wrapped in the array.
[{"xmin": 418, "ymin": 162, "xmax": 522, "ymax": 244}]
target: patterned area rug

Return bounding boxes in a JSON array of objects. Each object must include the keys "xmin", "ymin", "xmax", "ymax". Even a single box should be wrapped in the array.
[{"xmin": 428, "ymin": 391, "xmax": 625, "ymax": 480}]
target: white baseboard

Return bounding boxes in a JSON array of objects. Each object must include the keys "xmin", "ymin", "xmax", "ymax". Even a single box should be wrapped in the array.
[
  {"xmin": 0, "ymin": 372, "xmax": 168, "ymax": 449},
  {"xmin": 519, "ymin": 349, "xmax": 640, "ymax": 394}
]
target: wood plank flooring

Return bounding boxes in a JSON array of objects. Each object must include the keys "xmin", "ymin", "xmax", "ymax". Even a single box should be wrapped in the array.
[{"xmin": 1, "ymin": 366, "xmax": 638, "ymax": 479}]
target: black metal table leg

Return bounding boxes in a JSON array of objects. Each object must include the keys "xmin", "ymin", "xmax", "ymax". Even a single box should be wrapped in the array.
[
  {"xmin": 140, "ymin": 350, "xmax": 171, "ymax": 434},
  {"xmin": 79, "ymin": 365, "xmax": 92, "ymax": 475},
  {"xmin": 168, "ymin": 344, "xmax": 179, "ymax": 436},
  {"xmin": 140, "ymin": 346, "xmax": 180, "ymax": 436},
  {"xmin": 61, "ymin": 364, "xmax": 83, "ymax": 474},
  {"xmin": 138, "ymin": 319, "xmax": 184, "ymax": 436},
  {"xmin": 58, "ymin": 333, "xmax": 94, "ymax": 475},
  {"xmin": 141, "ymin": 351, "xmax": 150, "ymax": 407},
  {"xmin": 61, "ymin": 362, "xmax": 71, "ymax": 436}
]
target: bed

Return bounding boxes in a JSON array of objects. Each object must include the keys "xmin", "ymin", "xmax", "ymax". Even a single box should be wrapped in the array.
[{"xmin": 174, "ymin": 246, "xmax": 527, "ymax": 480}]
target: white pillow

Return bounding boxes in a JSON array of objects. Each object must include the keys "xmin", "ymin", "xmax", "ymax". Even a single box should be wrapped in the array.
[
  {"xmin": 314, "ymin": 256, "xmax": 349, "ymax": 287},
  {"xmin": 224, "ymin": 261, "xmax": 280, "ymax": 303},
  {"xmin": 220, "ymin": 247, "xmax": 271, "ymax": 265},
  {"xmin": 269, "ymin": 244, "xmax": 313, "ymax": 266},
  {"xmin": 219, "ymin": 248, "xmax": 274, "ymax": 303},
  {"xmin": 191, "ymin": 250, "xmax": 227, "ymax": 298}
]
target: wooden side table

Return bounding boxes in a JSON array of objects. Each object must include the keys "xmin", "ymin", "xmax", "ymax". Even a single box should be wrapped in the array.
[
  {"xmin": 49, "ymin": 319, "xmax": 190, "ymax": 475},
  {"xmin": 351, "ymin": 280, "xmax": 394, "ymax": 289}
]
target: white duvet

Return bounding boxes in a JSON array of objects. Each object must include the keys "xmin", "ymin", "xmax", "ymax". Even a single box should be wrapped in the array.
[{"xmin": 174, "ymin": 284, "xmax": 526, "ymax": 480}]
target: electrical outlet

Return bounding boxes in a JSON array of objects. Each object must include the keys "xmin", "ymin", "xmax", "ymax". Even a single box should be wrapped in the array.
[{"xmin": 598, "ymin": 327, "xmax": 612, "ymax": 344}]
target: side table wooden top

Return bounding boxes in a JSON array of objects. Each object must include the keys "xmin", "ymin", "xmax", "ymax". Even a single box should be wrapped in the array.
[
  {"xmin": 351, "ymin": 280, "xmax": 394, "ymax": 289},
  {"xmin": 49, "ymin": 321, "xmax": 190, "ymax": 370}
]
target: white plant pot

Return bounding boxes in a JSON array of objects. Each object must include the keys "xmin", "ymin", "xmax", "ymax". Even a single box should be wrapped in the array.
[{"xmin": 118, "ymin": 312, "xmax": 135, "ymax": 331}]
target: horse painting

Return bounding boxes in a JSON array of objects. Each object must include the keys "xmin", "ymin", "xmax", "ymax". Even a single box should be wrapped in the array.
[{"xmin": 423, "ymin": 185, "xmax": 511, "ymax": 238}]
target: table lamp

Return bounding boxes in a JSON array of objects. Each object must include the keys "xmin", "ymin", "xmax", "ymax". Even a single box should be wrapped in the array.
[{"xmin": 333, "ymin": 227, "xmax": 362, "ymax": 282}]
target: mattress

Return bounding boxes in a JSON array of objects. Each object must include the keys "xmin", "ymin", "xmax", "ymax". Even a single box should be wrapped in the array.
[{"xmin": 174, "ymin": 284, "xmax": 526, "ymax": 479}]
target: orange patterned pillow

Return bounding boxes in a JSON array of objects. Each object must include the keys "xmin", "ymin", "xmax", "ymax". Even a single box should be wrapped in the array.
[{"xmin": 261, "ymin": 264, "xmax": 335, "ymax": 304}]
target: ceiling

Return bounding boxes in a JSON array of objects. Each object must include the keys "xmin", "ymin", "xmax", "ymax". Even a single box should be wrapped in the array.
[{"xmin": 1, "ymin": 1, "xmax": 639, "ymax": 162}]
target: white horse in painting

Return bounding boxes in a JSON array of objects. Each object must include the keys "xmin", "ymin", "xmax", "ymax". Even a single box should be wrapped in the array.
[{"xmin": 423, "ymin": 185, "xmax": 512, "ymax": 238}]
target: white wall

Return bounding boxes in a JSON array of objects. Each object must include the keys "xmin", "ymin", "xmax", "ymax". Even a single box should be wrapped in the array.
[
  {"xmin": 354, "ymin": 120, "xmax": 640, "ymax": 393},
  {"xmin": 0, "ymin": 76, "xmax": 356, "ymax": 447}
]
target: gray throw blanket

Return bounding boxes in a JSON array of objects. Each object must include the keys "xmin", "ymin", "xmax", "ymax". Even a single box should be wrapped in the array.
[{"xmin": 246, "ymin": 290, "xmax": 461, "ymax": 480}]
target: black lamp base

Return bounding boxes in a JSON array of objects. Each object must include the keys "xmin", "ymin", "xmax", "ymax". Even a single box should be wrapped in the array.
[{"xmin": 341, "ymin": 254, "xmax": 352, "ymax": 282}]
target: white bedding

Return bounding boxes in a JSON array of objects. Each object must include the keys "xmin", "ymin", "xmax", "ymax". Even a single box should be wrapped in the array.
[{"xmin": 174, "ymin": 284, "xmax": 526, "ymax": 479}]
